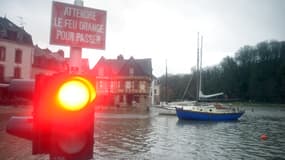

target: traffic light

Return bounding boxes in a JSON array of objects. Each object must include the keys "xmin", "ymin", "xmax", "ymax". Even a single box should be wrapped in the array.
[
  {"xmin": 7, "ymin": 73, "xmax": 96, "ymax": 160},
  {"xmin": 34, "ymin": 73, "xmax": 96, "ymax": 160}
]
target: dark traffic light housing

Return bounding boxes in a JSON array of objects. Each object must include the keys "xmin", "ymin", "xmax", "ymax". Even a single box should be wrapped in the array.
[{"xmin": 6, "ymin": 73, "xmax": 96, "ymax": 160}]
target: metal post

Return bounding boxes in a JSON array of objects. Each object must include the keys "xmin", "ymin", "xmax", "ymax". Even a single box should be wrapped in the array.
[
  {"xmin": 70, "ymin": 0, "xmax": 84, "ymax": 74},
  {"xmin": 70, "ymin": 47, "xmax": 82, "ymax": 73}
]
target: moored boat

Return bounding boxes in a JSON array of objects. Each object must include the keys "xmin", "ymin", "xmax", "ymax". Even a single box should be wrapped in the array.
[
  {"xmin": 174, "ymin": 34, "xmax": 245, "ymax": 121},
  {"xmin": 175, "ymin": 103, "xmax": 245, "ymax": 121},
  {"xmin": 158, "ymin": 101, "xmax": 195, "ymax": 116}
]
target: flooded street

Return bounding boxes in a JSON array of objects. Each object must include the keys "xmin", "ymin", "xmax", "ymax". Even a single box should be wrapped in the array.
[
  {"xmin": 94, "ymin": 106, "xmax": 285, "ymax": 160},
  {"xmin": 0, "ymin": 105, "xmax": 285, "ymax": 159}
]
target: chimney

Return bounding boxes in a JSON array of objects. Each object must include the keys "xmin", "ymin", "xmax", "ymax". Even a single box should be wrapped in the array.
[{"xmin": 117, "ymin": 54, "xmax": 124, "ymax": 60}]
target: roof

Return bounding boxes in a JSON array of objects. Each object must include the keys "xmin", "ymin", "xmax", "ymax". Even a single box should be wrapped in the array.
[
  {"xmin": 34, "ymin": 45, "xmax": 65, "ymax": 61},
  {"xmin": 64, "ymin": 57, "xmax": 90, "ymax": 69},
  {"xmin": 136, "ymin": 58, "xmax": 152, "ymax": 76},
  {"xmin": 90, "ymin": 55, "xmax": 152, "ymax": 77},
  {"xmin": 0, "ymin": 17, "xmax": 33, "ymax": 45}
]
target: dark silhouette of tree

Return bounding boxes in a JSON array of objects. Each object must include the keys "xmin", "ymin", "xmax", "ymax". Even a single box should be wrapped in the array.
[{"xmin": 159, "ymin": 40, "xmax": 285, "ymax": 103}]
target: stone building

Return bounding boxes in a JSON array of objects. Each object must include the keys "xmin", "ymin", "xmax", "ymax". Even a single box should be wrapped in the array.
[
  {"xmin": 90, "ymin": 55, "xmax": 153, "ymax": 110},
  {"xmin": 0, "ymin": 17, "xmax": 33, "ymax": 82},
  {"xmin": 33, "ymin": 45, "xmax": 90, "ymax": 77},
  {"xmin": 32, "ymin": 45, "xmax": 66, "ymax": 77}
]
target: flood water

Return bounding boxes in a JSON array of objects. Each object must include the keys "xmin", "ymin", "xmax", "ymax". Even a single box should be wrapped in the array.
[{"xmin": 93, "ymin": 106, "xmax": 285, "ymax": 160}]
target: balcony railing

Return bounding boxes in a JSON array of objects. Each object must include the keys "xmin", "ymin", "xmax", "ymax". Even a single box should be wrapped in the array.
[{"xmin": 96, "ymin": 88, "xmax": 149, "ymax": 95}]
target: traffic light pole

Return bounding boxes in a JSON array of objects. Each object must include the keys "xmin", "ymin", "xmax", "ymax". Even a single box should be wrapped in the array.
[
  {"xmin": 69, "ymin": 0, "xmax": 84, "ymax": 74},
  {"xmin": 70, "ymin": 47, "xmax": 82, "ymax": 73}
]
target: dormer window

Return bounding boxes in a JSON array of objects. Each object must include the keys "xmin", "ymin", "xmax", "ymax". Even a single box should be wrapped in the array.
[
  {"xmin": 129, "ymin": 67, "xmax": 134, "ymax": 76},
  {"xmin": 99, "ymin": 67, "xmax": 104, "ymax": 76}
]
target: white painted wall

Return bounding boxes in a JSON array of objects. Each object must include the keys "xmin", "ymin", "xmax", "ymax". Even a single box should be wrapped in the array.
[
  {"xmin": 151, "ymin": 79, "xmax": 160, "ymax": 105},
  {"xmin": 0, "ymin": 40, "xmax": 33, "ymax": 81}
]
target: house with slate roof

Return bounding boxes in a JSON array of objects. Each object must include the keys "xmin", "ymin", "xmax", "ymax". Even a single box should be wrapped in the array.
[
  {"xmin": 33, "ymin": 45, "xmax": 90, "ymax": 77},
  {"xmin": 32, "ymin": 45, "xmax": 66, "ymax": 77},
  {"xmin": 0, "ymin": 17, "xmax": 33, "ymax": 82},
  {"xmin": 0, "ymin": 17, "xmax": 90, "ymax": 81},
  {"xmin": 90, "ymin": 55, "xmax": 154, "ymax": 110}
]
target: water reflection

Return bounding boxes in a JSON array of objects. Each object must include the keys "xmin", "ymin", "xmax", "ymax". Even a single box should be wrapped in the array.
[
  {"xmin": 176, "ymin": 119, "xmax": 222, "ymax": 127},
  {"xmin": 93, "ymin": 106, "xmax": 285, "ymax": 160},
  {"xmin": 94, "ymin": 115, "xmax": 153, "ymax": 159}
]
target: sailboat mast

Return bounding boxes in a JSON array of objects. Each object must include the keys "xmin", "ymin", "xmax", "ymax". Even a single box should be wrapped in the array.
[
  {"xmin": 165, "ymin": 59, "xmax": 168, "ymax": 104},
  {"xmin": 196, "ymin": 32, "xmax": 200, "ymax": 101},
  {"xmin": 199, "ymin": 36, "xmax": 203, "ymax": 100}
]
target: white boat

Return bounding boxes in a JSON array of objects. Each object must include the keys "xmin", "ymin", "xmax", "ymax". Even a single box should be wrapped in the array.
[{"xmin": 158, "ymin": 101, "xmax": 195, "ymax": 116}]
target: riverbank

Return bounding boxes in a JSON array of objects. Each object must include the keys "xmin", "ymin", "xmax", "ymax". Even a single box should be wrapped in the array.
[{"xmin": 222, "ymin": 102, "xmax": 285, "ymax": 108}]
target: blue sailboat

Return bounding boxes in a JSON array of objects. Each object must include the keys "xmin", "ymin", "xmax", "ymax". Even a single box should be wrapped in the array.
[
  {"xmin": 175, "ymin": 103, "xmax": 245, "ymax": 121},
  {"xmin": 175, "ymin": 34, "xmax": 245, "ymax": 121}
]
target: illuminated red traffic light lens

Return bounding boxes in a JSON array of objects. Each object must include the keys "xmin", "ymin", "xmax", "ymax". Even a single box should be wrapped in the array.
[{"xmin": 57, "ymin": 77, "xmax": 96, "ymax": 111}]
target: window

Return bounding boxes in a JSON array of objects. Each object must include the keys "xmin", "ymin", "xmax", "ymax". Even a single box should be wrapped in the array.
[
  {"xmin": 118, "ymin": 80, "xmax": 124, "ymax": 89},
  {"xmin": 131, "ymin": 81, "xmax": 135, "ymax": 89},
  {"xmin": 99, "ymin": 80, "xmax": 103, "ymax": 89},
  {"xmin": 0, "ymin": 65, "xmax": 4, "ymax": 82},
  {"xmin": 110, "ymin": 81, "xmax": 114, "ymax": 90},
  {"xmin": 99, "ymin": 67, "xmax": 104, "ymax": 76},
  {"xmin": 15, "ymin": 49, "xmax": 22, "ymax": 64},
  {"xmin": 134, "ymin": 80, "xmax": 139, "ymax": 89},
  {"xmin": 125, "ymin": 81, "xmax": 131, "ymax": 90},
  {"xmin": 117, "ymin": 81, "xmax": 121, "ymax": 89},
  {"xmin": 0, "ymin": 47, "xmax": 6, "ymax": 61},
  {"xmin": 14, "ymin": 67, "xmax": 21, "ymax": 79},
  {"xmin": 129, "ymin": 67, "xmax": 134, "ymax": 76},
  {"xmin": 139, "ymin": 81, "xmax": 146, "ymax": 91}
]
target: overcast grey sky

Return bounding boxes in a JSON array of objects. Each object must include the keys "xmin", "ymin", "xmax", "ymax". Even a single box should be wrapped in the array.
[{"xmin": 1, "ymin": 0, "xmax": 285, "ymax": 76}]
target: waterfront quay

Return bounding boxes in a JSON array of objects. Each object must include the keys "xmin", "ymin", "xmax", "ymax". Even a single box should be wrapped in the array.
[{"xmin": 0, "ymin": 106, "xmax": 48, "ymax": 160}]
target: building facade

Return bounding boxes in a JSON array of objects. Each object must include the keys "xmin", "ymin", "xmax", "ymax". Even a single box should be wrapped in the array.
[
  {"xmin": 0, "ymin": 17, "xmax": 33, "ymax": 82},
  {"xmin": 0, "ymin": 17, "xmax": 90, "ymax": 82},
  {"xmin": 90, "ymin": 55, "xmax": 153, "ymax": 110},
  {"xmin": 32, "ymin": 45, "xmax": 66, "ymax": 78},
  {"xmin": 33, "ymin": 45, "xmax": 90, "ymax": 77},
  {"xmin": 151, "ymin": 78, "xmax": 160, "ymax": 105}
]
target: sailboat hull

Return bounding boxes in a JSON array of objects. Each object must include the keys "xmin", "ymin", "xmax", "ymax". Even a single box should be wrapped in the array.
[{"xmin": 175, "ymin": 107, "xmax": 244, "ymax": 121}]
